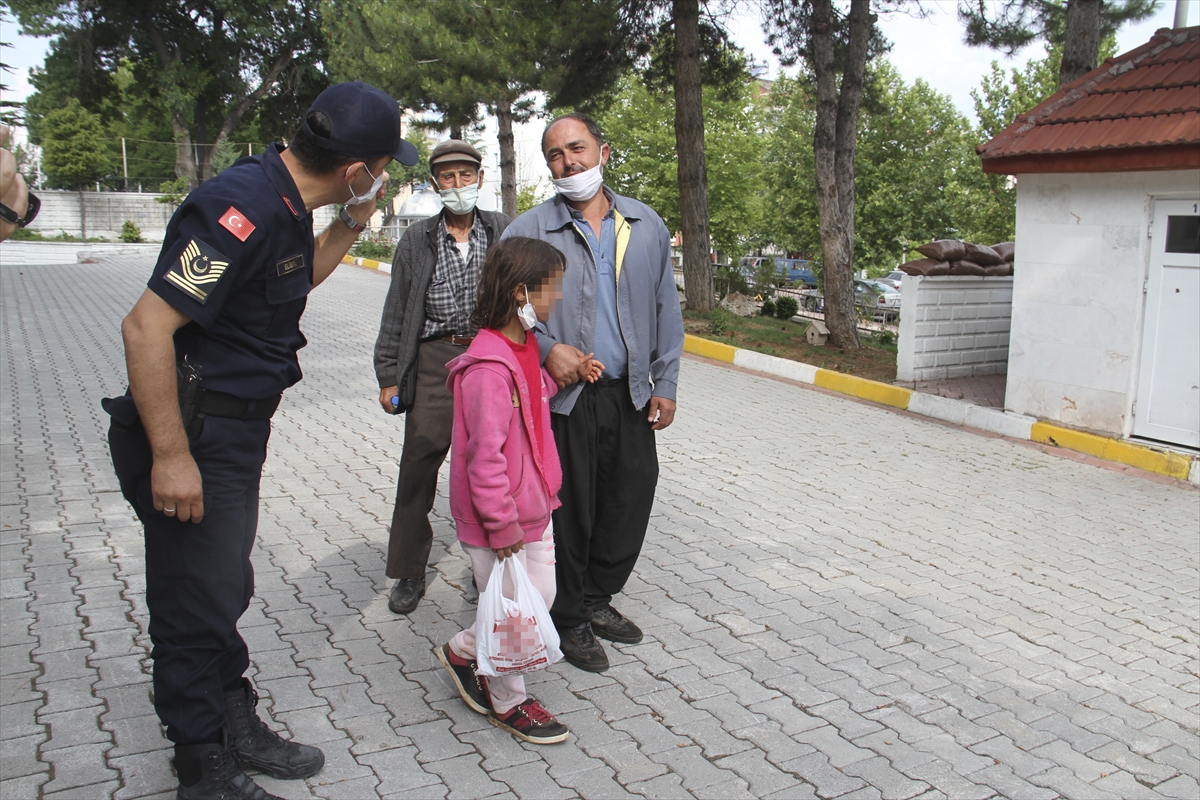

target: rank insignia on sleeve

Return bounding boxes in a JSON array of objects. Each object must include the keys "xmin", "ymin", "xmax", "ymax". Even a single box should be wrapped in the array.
[
  {"xmin": 219, "ymin": 206, "xmax": 256, "ymax": 241},
  {"xmin": 164, "ymin": 238, "xmax": 230, "ymax": 303}
]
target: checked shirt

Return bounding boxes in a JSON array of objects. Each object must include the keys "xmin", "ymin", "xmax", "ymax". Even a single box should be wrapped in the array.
[{"xmin": 421, "ymin": 212, "xmax": 486, "ymax": 339}]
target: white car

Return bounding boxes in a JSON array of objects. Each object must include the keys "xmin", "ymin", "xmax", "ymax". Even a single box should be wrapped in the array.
[
  {"xmin": 876, "ymin": 271, "xmax": 905, "ymax": 290},
  {"xmin": 854, "ymin": 280, "xmax": 900, "ymax": 318}
]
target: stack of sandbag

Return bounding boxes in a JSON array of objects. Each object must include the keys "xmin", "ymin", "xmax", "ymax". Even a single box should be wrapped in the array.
[{"xmin": 899, "ymin": 240, "xmax": 1015, "ymax": 277}]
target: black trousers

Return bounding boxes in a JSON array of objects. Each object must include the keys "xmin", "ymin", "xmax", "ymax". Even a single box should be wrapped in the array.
[
  {"xmin": 550, "ymin": 379, "xmax": 659, "ymax": 630},
  {"xmin": 387, "ymin": 340, "xmax": 459, "ymax": 579},
  {"xmin": 108, "ymin": 411, "xmax": 268, "ymax": 745}
]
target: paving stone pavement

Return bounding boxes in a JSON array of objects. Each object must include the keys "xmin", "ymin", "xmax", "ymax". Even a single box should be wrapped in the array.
[{"xmin": 2, "ymin": 257, "xmax": 1198, "ymax": 800}]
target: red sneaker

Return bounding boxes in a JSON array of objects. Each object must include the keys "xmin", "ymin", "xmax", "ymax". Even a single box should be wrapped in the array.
[
  {"xmin": 488, "ymin": 699, "xmax": 569, "ymax": 744},
  {"xmin": 436, "ymin": 643, "xmax": 491, "ymax": 715}
]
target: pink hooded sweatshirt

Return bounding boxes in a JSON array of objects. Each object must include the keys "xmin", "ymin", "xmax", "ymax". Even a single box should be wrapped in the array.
[{"xmin": 446, "ymin": 328, "xmax": 563, "ymax": 550}]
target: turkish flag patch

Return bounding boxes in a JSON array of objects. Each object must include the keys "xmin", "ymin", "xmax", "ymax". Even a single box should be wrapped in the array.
[{"xmin": 219, "ymin": 206, "xmax": 255, "ymax": 242}]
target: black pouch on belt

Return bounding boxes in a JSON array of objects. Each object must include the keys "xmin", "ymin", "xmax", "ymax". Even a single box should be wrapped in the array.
[{"xmin": 177, "ymin": 357, "xmax": 205, "ymax": 439}]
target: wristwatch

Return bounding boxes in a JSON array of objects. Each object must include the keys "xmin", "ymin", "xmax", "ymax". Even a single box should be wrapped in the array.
[{"xmin": 338, "ymin": 205, "xmax": 366, "ymax": 234}]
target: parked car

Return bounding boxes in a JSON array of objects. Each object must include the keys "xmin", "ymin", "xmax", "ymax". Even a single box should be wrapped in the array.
[
  {"xmin": 775, "ymin": 258, "xmax": 818, "ymax": 289},
  {"xmin": 854, "ymin": 279, "xmax": 900, "ymax": 316},
  {"xmin": 737, "ymin": 256, "xmax": 818, "ymax": 289},
  {"xmin": 876, "ymin": 271, "xmax": 905, "ymax": 290}
]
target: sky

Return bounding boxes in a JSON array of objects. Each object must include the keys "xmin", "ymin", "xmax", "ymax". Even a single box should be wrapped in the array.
[{"xmin": 1, "ymin": 1, "xmax": 1194, "ymax": 204}]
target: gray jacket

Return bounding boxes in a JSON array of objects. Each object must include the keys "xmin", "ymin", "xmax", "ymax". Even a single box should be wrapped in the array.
[
  {"xmin": 502, "ymin": 191, "xmax": 684, "ymax": 415},
  {"xmin": 373, "ymin": 208, "xmax": 511, "ymax": 411}
]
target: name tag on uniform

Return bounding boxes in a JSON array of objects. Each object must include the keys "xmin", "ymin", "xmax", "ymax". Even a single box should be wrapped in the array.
[{"xmin": 276, "ymin": 254, "xmax": 306, "ymax": 276}]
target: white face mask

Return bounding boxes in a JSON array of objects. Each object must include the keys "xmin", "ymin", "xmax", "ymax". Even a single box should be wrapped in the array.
[
  {"xmin": 552, "ymin": 163, "xmax": 604, "ymax": 202},
  {"xmin": 346, "ymin": 163, "xmax": 384, "ymax": 206},
  {"xmin": 439, "ymin": 185, "xmax": 478, "ymax": 215},
  {"xmin": 517, "ymin": 284, "xmax": 538, "ymax": 331}
]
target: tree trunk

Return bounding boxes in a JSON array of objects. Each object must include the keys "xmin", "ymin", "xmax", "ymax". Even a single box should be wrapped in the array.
[
  {"xmin": 144, "ymin": 13, "xmax": 198, "ymax": 188},
  {"xmin": 496, "ymin": 97, "xmax": 517, "ymax": 217},
  {"xmin": 810, "ymin": 0, "xmax": 873, "ymax": 349},
  {"xmin": 78, "ymin": 188, "xmax": 86, "ymax": 240},
  {"xmin": 170, "ymin": 114, "xmax": 198, "ymax": 188},
  {"xmin": 202, "ymin": 52, "xmax": 292, "ymax": 181},
  {"xmin": 673, "ymin": 0, "xmax": 714, "ymax": 312},
  {"xmin": 1059, "ymin": 0, "xmax": 1103, "ymax": 86}
]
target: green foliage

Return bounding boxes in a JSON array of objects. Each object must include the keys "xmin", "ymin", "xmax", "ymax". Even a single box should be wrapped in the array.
[
  {"xmin": 156, "ymin": 177, "xmax": 190, "ymax": 205},
  {"xmin": 595, "ymin": 73, "xmax": 767, "ymax": 256},
  {"xmin": 10, "ymin": 227, "xmax": 106, "ymax": 242},
  {"xmin": 12, "ymin": 0, "xmax": 327, "ymax": 183},
  {"xmin": 323, "ymin": 0, "xmax": 635, "ymax": 132},
  {"xmin": 774, "ymin": 296, "xmax": 799, "ymax": 321},
  {"xmin": 751, "ymin": 257, "xmax": 779, "ymax": 298},
  {"xmin": 765, "ymin": 68, "xmax": 985, "ymax": 275},
  {"xmin": 959, "ymin": 0, "xmax": 1157, "ymax": 57},
  {"xmin": 516, "ymin": 183, "xmax": 546, "ymax": 215},
  {"xmin": 39, "ymin": 99, "xmax": 111, "ymax": 189},
  {"xmin": 119, "ymin": 220, "xmax": 144, "ymax": 243},
  {"xmin": 713, "ymin": 264, "xmax": 750, "ymax": 299},
  {"xmin": 352, "ymin": 233, "xmax": 395, "ymax": 263},
  {"xmin": 760, "ymin": 299, "xmax": 776, "ymax": 317},
  {"xmin": 707, "ymin": 309, "xmax": 731, "ymax": 336}
]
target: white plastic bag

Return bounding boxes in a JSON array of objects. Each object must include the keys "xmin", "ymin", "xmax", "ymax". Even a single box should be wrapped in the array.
[{"xmin": 474, "ymin": 554, "xmax": 562, "ymax": 677}]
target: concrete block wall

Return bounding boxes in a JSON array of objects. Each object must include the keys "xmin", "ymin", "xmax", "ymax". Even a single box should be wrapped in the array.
[
  {"xmin": 896, "ymin": 275, "xmax": 1014, "ymax": 383},
  {"xmin": 27, "ymin": 190, "xmax": 177, "ymax": 240},
  {"xmin": 26, "ymin": 190, "xmax": 345, "ymax": 243}
]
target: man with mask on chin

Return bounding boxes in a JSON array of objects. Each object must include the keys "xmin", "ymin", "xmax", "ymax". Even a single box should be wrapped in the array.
[
  {"xmin": 374, "ymin": 140, "xmax": 511, "ymax": 614},
  {"xmin": 103, "ymin": 82, "xmax": 419, "ymax": 799},
  {"xmin": 502, "ymin": 113, "xmax": 684, "ymax": 673}
]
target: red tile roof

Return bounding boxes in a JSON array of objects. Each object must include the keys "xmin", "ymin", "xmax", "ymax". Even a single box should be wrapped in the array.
[{"xmin": 979, "ymin": 26, "xmax": 1200, "ymax": 174}]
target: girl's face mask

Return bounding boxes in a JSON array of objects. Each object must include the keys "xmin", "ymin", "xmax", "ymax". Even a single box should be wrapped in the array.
[{"xmin": 517, "ymin": 284, "xmax": 538, "ymax": 331}]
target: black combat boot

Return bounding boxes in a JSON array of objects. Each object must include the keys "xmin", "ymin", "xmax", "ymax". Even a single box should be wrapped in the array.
[
  {"xmin": 174, "ymin": 734, "xmax": 282, "ymax": 800},
  {"xmin": 223, "ymin": 678, "xmax": 325, "ymax": 779}
]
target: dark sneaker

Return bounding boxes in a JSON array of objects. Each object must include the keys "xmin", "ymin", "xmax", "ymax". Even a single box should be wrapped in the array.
[
  {"xmin": 489, "ymin": 699, "xmax": 570, "ymax": 744},
  {"xmin": 559, "ymin": 622, "xmax": 609, "ymax": 672},
  {"xmin": 175, "ymin": 734, "xmax": 282, "ymax": 800},
  {"xmin": 388, "ymin": 577, "xmax": 426, "ymax": 614},
  {"xmin": 223, "ymin": 679, "xmax": 324, "ymax": 780},
  {"xmin": 590, "ymin": 604, "xmax": 644, "ymax": 644},
  {"xmin": 436, "ymin": 643, "xmax": 491, "ymax": 715}
]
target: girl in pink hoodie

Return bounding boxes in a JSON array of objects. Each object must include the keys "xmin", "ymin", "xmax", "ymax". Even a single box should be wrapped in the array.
[{"xmin": 438, "ymin": 237, "xmax": 601, "ymax": 745}]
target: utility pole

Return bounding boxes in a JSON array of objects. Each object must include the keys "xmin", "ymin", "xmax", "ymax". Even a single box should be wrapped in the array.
[{"xmin": 121, "ymin": 137, "xmax": 128, "ymax": 191}]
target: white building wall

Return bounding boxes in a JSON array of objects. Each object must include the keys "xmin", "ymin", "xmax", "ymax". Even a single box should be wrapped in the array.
[
  {"xmin": 896, "ymin": 275, "xmax": 1013, "ymax": 383},
  {"xmin": 1005, "ymin": 169, "xmax": 1200, "ymax": 435}
]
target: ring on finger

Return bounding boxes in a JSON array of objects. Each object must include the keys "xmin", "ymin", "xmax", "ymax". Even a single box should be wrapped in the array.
[{"xmin": 164, "ymin": 506, "xmax": 176, "ymax": 514}]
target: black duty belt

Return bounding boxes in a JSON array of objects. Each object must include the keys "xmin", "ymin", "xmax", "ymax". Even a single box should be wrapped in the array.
[{"xmin": 196, "ymin": 388, "xmax": 281, "ymax": 420}]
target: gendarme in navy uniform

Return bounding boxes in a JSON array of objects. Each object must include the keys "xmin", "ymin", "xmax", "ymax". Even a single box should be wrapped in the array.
[{"xmin": 103, "ymin": 82, "xmax": 418, "ymax": 800}]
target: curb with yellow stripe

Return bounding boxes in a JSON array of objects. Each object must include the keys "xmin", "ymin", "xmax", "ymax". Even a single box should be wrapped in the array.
[
  {"xmin": 684, "ymin": 334, "xmax": 1198, "ymax": 484},
  {"xmin": 341, "ymin": 254, "xmax": 390, "ymax": 273}
]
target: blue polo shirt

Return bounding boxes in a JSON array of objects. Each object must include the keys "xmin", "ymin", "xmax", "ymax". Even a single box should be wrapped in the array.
[
  {"xmin": 569, "ymin": 198, "xmax": 626, "ymax": 379},
  {"xmin": 149, "ymin": 144, "xmax": 314, "ymax": 399}
]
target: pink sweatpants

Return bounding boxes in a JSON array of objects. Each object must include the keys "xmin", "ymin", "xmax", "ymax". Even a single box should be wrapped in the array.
[{"xmin": 449, "ymin": 524, "xmax": 556, "ymax": 715}]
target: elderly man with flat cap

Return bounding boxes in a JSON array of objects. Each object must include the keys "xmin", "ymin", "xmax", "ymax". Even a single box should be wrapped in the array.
[
  {"xmin": 104, "ymin": 82, "xmax": 419, "ymax": 799},
  {"xmin": 374, "ymin": 140, "xmax": 511, "ymax": 614}
]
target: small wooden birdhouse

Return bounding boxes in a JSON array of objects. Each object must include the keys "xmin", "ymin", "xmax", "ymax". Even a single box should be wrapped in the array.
[{"xmin": 806, "ymin": 321, "xmax": 829, "ymax": 346}]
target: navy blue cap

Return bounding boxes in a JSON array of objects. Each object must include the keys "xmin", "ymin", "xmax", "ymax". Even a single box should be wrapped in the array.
[{"xmin": 302, "ymin": 82, "xmax": 420, "ymax": 166}]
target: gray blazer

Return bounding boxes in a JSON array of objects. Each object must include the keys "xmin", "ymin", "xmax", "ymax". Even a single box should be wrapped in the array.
[{"xmin": 373, "ymin": 208, "xmax": 511, "ymax": 412}]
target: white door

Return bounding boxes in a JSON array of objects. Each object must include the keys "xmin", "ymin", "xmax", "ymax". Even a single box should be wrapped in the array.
[{"xmin": 1133, "ymin": 199, "xmax": 1200, "ymax": 448}]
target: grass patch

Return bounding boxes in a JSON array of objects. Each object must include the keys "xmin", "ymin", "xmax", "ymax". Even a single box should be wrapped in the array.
[
  {"xmin": 10, "ymin": 228, "xmax": 110, "ymax": 243},
  {"xmin": 684, "ymin": 309, "xmax": 898, "ymax": 384}
]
